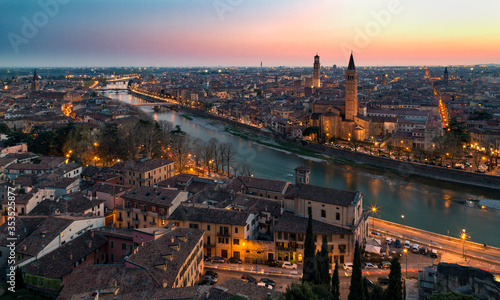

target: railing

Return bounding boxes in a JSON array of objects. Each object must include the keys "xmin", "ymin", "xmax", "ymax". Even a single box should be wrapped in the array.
[
  {"xmin": 277, "ymin": 246, "xmax": 297, "ymax": 252},
  {"xmin": 147, "ymin": 211, "xmax": 158, "ymax": 217},
  {"xmin": 217, "ymin": 232, "xmax": 230, "ymax": 237}
]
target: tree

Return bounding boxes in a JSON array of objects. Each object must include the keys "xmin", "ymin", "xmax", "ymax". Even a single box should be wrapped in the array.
[
  {"xmin": 446, "ymin": 117, "xmax": 470, "ymax": 144},
  {"xmin": 169, "ymin": 132, "xmax": 192, "ymax": 173},
  {"xmin": 220, "ymin": 142, "xmax": 235, "ymax": 176},
  {"xmin": 303, "ymin": 126, "xmax": 320, "ymax": 143},
  {"xmin": 133, "ymin": 119, "xmax": 163, "ymax": 158},
  {"xmin": 97, "ymin": 123, "xmax": 125, "ymax": 165},
  {"xmin": 302, "ymin": 208, "xmax": 317, "ymax": 283},
  {"xmin": 429, "ymin": 292, "xmax": 477, "ymax": 300},
  {"xmin": 331, "ymin": 260, "xmax": 340, "ymax": 300},
  {"xmin": 15, "ymin": 266, "xmax": 25, "ymax": 290},
  {"xmin": 0, "ymin": 123, "xmax": 10, "ymax": 134},
  {"xmin": 315, "ymin": 235, "xmax": 330, "ymax": 285},
  {"xmin": 370, "ymin": 284, "xmax": 385, "ymax": 300},
  {"xmin": 283, "ymin": 282, "xmax": 318, "ymax": 300},
  {"xmin": 385, "ymin": 256, "xmax": 403, "ymax": 300},
  {"xmin": 348, "ymin": 241, "xmax": 364, "ymax": 300}
]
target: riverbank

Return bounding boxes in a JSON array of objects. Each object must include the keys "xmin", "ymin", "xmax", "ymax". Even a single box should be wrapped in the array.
[{"xmin": 129, "ymin": 90, "xmax": 500, "ymax": 190}]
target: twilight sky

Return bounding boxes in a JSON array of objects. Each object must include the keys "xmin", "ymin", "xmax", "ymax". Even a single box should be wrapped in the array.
[{"xmin": 1, "ymin": 0, "xmax": 499, "ymax": 67}]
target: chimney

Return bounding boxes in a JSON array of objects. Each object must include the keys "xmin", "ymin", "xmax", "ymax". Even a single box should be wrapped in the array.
[
  {"xmin": 69, "ymin": 253, "xmax": 73, "ymax": 260},
  {"xmin": 90, "ymin": 231, "xmax": 94, "ymax": 238},
  {"xmin": 87, "ymin": 240, "xmax": 92, "ymax": 248}
]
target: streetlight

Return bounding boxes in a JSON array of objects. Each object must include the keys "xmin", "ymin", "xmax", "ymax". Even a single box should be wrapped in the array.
[
  {"xmin": 403, "ymin": 248, "xmax": 408, "ymax": 278},
  {"xmin": 461, "ymin": 229, "xmax": 467, "ymax": 260},
  {"xmin": 371, "ymin": 207, "xmax": 377, "ymax": 229},
  {"xmin": 401, "ymin": 215, "xmax": 405, "ymax": 226}
]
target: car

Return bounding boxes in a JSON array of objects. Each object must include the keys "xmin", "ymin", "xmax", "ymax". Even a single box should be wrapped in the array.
[
  {"xmin": 419, "ymin": 247, "xmax": 428, "ymax": 255},
  {"xmin": 259, "ymin": 278, "xmax": 275, "ymax": 287},
  {"xmin": 197, "ymin": 276, "xmax": 216, "ymax": 285},
  {"xmin": 241, "ymin": 275, "xmax": 257, "ymax": 284},
  {"xmin": 377, "ymin": 276, "xmax": 390, "ymax": 285},
  {"xmin": 395, "ymin": 239, "xmax": 402, "ymax": 248},
  {"xmin": 380, "ymin": 261, "xmax": 391, "ymax": 269},
  {"xmin": 343, "ymin": 262, "xmax": 353, "ymax": 271},
  {"xmin": 372, "ymin": 231, "xmax": 382, "ymax": 236},
  {"xmin": 430, "ymin": 249, "xmax": 439, "ymax": 258},
  {"xmin": 211, "ymin": 256, "xmax": 225, "ymax": 263},
  {"xmin": 282, "ymin": 261, "xmax": 298, "ymax": 269},
  {"xmin": 257, "ymin": 282, "xmax": 273, "ymax": 289},
  {"xmin": 386, "ymin": 237, "xmax": 393, "ymax": 245},
  {"xmin": 412, "ymin": 244, "xmax": 420, "ymax": 253},
  {"xmin": 365, "ymin": 262, "xmax": 379, "ymax": 269},
  {"xmin": 267, "ymin": 260, "xmax": 281, "ymax": 268},
  {"xmin": 227, "ymin": 257, "xmax": 242, "ymax": 264},
  {"xmin": 204, "ymin": 271, "xmax": 218, "ymax": 279},
  {"xmin": 364, "ymin": 278, "xmax": 374, "ymax": 287},
  {"xmin": 404, "ymin": 240, "xmax": 411, "ymax": 249}
]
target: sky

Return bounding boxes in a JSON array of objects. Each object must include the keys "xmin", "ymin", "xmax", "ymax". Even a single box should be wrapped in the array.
[{"xmin": 0, "ymin": 0, "xmax": 499, "ymax": 67}]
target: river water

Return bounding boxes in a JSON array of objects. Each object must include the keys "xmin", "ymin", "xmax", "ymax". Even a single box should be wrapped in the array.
[{"xmin": 105, "ymin": 82, "xmax": 500, "ymax": 247}]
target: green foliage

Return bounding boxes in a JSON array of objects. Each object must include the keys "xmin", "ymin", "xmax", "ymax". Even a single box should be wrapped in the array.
[
  {"xmin": 84, "ymin": 79, "xmax": 96, "ymax": 88},
  {"xmin": 283, "ymin": 282, "xmax": 318, "ymax": 300},
  {"xmin": 0, "ymin": 123, "xmax": 11, "ymax": 134},
  {"xmin": 315, "ymin": 235, "xmax": 330, "ymax": 285},
  {"xmin": 331, "ymin": 260, "xmax": 340, "ymax": 300},
  {"xmin": 348, "ymin": 241, "xmax": 364, "ymax": 300},
  {"xmin": 24, "ymin": 274, "xmax": 61, "ymax": 290},
  {"xmin": 311, "ymin": 284, "xmax": 334, "ymax": 300},
  {"xmin": 384, "ymin": 256, "xmax": 403, "ymax": 300},
  {"xmin": 429, "ymin": 292, "xmax": 477, "ymax": 300},
  {"xmin": 302, "ymin": 126, "xmax": 320, "ymax": 142},
  {"xmin": 302, "ymin": 209, "xmax": 317, "ymax": 284},
  {"xmin": 446, "ymin": 117, "xmax": 470, "ymax": 143},
  {"xmin": 370, "ymin": 284, "xmax": 385, "ymax": 300},
  {"xmin": 468, "ymin": 111, "xmax": 492, "ymax": 121}
]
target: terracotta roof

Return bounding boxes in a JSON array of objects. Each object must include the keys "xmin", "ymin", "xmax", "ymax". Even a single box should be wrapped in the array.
[
  {"xmin": 23, "ymin": 231, "xmax": 108, "ymax": 279},
  {"xmin": 169, "ymin": 203, "xmax": 249, "ymax": 226},
  {"xmin": 126, "ymin": 227, "xmax": 204, "ymax": 288},
  {"xmin": 121, "ymin": 186, "xmax": 183, "ymax": 207},
  {"xmin": 285, "ymin": 183, "xmax": 359, "ymax": 206},
  {"xmin": 274, "ymin": 212, "xmax": 352, "ymax": 235},
  {"xmin": 28, "ymin": 192, "xmax": 104, "ymax": 216},
  {"xmin": 227, "ymin": 176, "xmax": 290, "ymax": 193},
  {"xmin": 217, "ymin": 278, "xmax": 282, "ymax": 299}
]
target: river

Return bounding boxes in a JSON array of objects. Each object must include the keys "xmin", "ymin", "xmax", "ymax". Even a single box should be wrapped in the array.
[{"xmin": 104, "ymin": 82, "xmax": 500, "ymax": 247}]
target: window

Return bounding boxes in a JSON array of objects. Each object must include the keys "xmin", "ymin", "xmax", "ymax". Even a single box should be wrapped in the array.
[
  {"xmin": 234, "ymin": 227, "xmax": 238, "ymax": 234},
  {"xmin": 340, "ymin": 234, "xmax": 344, "ymax": 239},
  {"xmin": 207, "ymin": 225, "xmax": 211, "ymax": 231},
  {"xmin": 122, "ymin": 243, "xmax": 126, "ymax": 250},
  {"xmin": 233, "ymin": 239, "xmax": 239, "ymax": 245},
  {"xmin": 336, "ymin": 212, "xmax": 340, "ymax": 221},
  {"xmin": 189, "ymin": 223, "xmax": 199, "ymax": 229},
  {"xmin": 321, "ymin": 210, "xmax": 326, "ymax": 218},
  {"xmin": 110, "ymin": 241, "xmax": 114, "ymax": 249}
]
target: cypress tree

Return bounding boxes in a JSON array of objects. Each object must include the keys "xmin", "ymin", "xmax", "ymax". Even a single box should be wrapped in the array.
[
  {"xmin": 385, "ymin": 256, "xmax": 403, "ymax": 300},
  {"xmin": 15, "ymin": 266, "xmax": 25, "ymax": 290},
  {"xmin": 331, "ymin": 260, "xmax": 340, "ymax": 300},
  {"xmin": 316, "ymin": 234, "xmax": 330, "ymax": 285},
  {"xmin": 348, "ymin": 241, "xmax": 364, "ymax": 300},
  {"xmin": 302, "ymin": 208, "xmax": 317, "ymax": 283}
]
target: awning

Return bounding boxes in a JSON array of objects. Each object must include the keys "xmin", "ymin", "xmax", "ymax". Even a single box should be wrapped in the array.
[{"xmin": 365, "ymin": 244, "xmax": 382, "ymax": 255}]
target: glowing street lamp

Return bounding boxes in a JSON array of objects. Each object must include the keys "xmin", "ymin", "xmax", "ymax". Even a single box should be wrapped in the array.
[
  {"xmin": 371, "ymin": 207, "xmax": 377, "ymax": 229},
  {"xmin": 403, "ymin": 248, "xmax": 408, "ymax": 278},
  {"xmin": 461, "ymin": 229, "xmax": 467, "ymax": 260},
  {"xmin": 401, "ymin": 215, "xmax": 405, "ymax": 226}
]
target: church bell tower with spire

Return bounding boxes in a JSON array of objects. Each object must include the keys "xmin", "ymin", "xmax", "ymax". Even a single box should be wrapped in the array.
[{"xmin": 345, "ymin": 53, "xmax": 358, "ymax": 121}]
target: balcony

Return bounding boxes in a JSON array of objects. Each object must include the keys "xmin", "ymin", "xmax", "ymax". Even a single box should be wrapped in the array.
[
  {"xmin": 149, "ymin": 221, "xmax": 157, "ymax": 226},
  {"xmin": 217, "ymin": 232, "xmax": 230, "ymax": 237},
  {"xmin": 132, "ymin": 208, "xmax": 140, "ymax": 213},
  {"xmin": 116, "ymin": 217, "xmax": 123, "ymax": 222},
  {"xmin": 147, "ymin": 211, "xmax": 158, "ymax": 217},
  {"xmin": 138, "ymin": 177, "xmax": 153, "ymax": 182},
  {"xmin": 132, "ymin": 218, "xmax": 140, "ymax": 224},
  {"xmin": 277, "ymin": 246, "xmax": 297, "ymax": 252}
]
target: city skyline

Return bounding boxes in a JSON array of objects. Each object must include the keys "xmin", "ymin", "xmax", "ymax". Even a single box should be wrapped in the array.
[{"xmin": 1, "ymin": 0, "xmax": 499, "ymax": 67}]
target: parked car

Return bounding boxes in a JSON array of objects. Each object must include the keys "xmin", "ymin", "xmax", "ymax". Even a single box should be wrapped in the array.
[
  {"xmin": 419, "ymin": 247, "xmax": 428, "ymax": 255},
  {"xmin": 205, "ymin": 271, "xmax": 218, "ymax": 279},
  {"xmin": 365, "ymin": 262, "xmax": 379, "ymax": 269},
  {"xmin": 257, "ymin": 282, "xmax": 273, "ymax": 289},
  {"xmin": 364, "ymin": 278, "xmax": 374, "ymax": 287},
  {"xmin": 227, "ymin": 257, "xmax": 242, "ymax": 264},
  {"xmin": 211, "ymin": 256, "xmax": 225, "ymax": 263},
  {"xmin": 266, "ymin": 260, "xmax": 281, "ymax": 268},
  {"xmin": 386, "ymin": 237, "xmax": 393, "ymax": 245},
  {"xmin": 404, "ymin": 240, "xmax": 411, "ymax": 249},
  {"xmin": 343, "ymin": 262, "xmax": 353, "ymax": 271},
  {"xmin": 430, "ymin": 249, "xmax": 439, "ymax": 258},
  {"xmin": 372, "ymin": 231, "xmax": 382, "ymax": 237},
  {"xmin": 380, "ymin": 261, "xmax": 391, "ymax": 269},
  {"xmin": 412, "ymin": 244, "xmax": 420, "ymax": 253},
  {"xmin": 282, "ymin": 261, "xmax": 298, "ymax": 269},
  {"xmin": 378, "ymin": 276, "xmax": 390, "ymax": 285},
  {"xmin": 395, "ymin": 239, "xmax": 402, "ymax": 248},
  {"xmin": 259, "ymin": 278, "xmax": 275, "ymax": 287},
  {"xmin": 197, "ymin": 276, "xmax": 216, "ymax": 285},
  {"xmin": 241, "ymin": 275, "xmax": 257, "ymax": 284}
]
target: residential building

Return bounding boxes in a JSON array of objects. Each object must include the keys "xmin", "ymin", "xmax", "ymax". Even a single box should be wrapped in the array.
[{"xmin": 110, "ymin": 158, "xmax": 175, "ymax": 187}]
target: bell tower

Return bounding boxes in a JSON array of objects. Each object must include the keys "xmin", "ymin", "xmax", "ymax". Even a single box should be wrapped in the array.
[
  {"xmin": 313, "ymin": 54, "xmax": 321, "ymax": 88},
  {"xmin": 345, "ymin": 53, "xmax": 358, "ymax": 121},
  {"xmin": 294, "ymin": 166, "xmax": 310, "ymax": 185}
]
